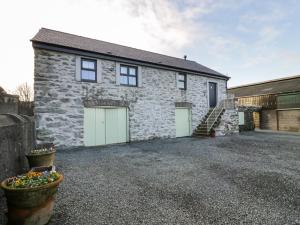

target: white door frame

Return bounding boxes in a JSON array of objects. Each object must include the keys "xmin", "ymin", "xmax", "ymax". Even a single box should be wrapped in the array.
[
  {"xmin": 175, "ymin": 107, "xmax": 192, "ymax": 137},
  {"xmin": 207, "ymin": 81, "xmax": 218, "ymax": 108}
]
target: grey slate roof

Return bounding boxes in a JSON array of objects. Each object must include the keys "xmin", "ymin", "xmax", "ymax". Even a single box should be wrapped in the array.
[
  {"xmin": 228, "ymin": 75, "xmax": 300, "ymax": 97},
  {"xmin": 31, "ymin": 28, "xmax": 228, "ymax": 79}
]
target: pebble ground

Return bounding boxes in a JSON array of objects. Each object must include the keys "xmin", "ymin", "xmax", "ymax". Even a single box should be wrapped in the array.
[{"xmin": 1, "ymin": 132, "xmax": 300, "ymax": 224}]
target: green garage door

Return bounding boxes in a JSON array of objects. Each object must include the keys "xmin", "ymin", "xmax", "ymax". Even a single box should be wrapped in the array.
[
  {"xmin": 84, "ymin": 107, "xmax": 128, "ymax": 146},
  {"xmin": 175, "ymin": 108, "xmax": 191, "ymax": 137}
]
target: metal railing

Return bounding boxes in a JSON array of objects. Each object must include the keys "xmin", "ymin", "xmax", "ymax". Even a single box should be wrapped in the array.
[
  {"xmin": 206, "ymin": 100, "xmax": 225, "ymax": 134},
  {"xmin": 205, "ymin": 95, "xmax": 236, "ymax": 134}
]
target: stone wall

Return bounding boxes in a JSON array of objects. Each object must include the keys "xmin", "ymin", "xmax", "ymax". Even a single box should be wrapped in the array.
[
  {"xmin": 18, "ymin": 101, "xmax": 34, "ymax": 116},
  {"xmin": 0, "ymin": 114, "xmax": 35, "ymax": 187},
  {"xmin": 0, "ymin": 94, "xmax": 19, "ymax": 114},
  {"xmin": 34, "ymin": 49, "xmax": 228, "ymax": 147},
  {"xmin": 238, "ymin": 106, "xmax": 261, "ymax": 131},
  {"xmin": 215, "ymin": 109, "xmax": 239, "ymax": 136}
]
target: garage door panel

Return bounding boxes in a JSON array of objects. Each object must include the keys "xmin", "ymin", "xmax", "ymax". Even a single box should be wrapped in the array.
[
  {"xmin": 116, "ymin": 108, "xmax": 127, "ymax": 142},
  {"xmin": 175, "ymin": 108, "xmax": 191, "ymax": 137},
  {"xmin": 95, "ymin": 108, "xmax": 106, "ymax": 145},
  {"xmin": 278, "ymin": 110, "xmax": 300, "ymax": 132},
  {"xmin": 84, "ymin": 108, "xmax": 96, "ymax": 146},
  {"xmin": 105, "ymin": 109, "xmax": 119, "ymax": 144},
  {"xmin": 84, "ymin": 107, "xmax": 128, "ymax": 146},
  {"xmin": 105, "ymin": 108, "xmax": 127, "ymax": 145}
]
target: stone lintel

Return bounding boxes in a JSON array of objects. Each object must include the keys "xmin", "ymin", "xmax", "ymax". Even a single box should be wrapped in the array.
[
  {"xmin": 175, "ymin": 102, "xmax": 193, "ymax": 108},
  {"xmin": 83, "ymin": 99, "xmax": 129, "ymax": 108}
]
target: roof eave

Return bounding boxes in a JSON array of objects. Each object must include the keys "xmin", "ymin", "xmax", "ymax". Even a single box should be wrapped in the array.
[
  {"xmin": 229, "ymin": 75, "xmax": 300, "ymax": 90},
  {"xmin": 31, "ymin": 40, "xmax": 229, "ymax": 81},
  {"xmin": 230, "ymin": 90, "xmax": 300, "ymax": 98}
]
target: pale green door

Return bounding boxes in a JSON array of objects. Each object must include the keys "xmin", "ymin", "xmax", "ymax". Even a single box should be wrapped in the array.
[
  {"xmin": 84, "ymin": 108, "xmax": 96, "ymax": 146},
  {"xmin": 105, "ymin": 108, "xmax": 127, "ymax": 144},
  {"xmin": 175, "ymin": 108, "xmax": 191, "ymax": 137},
  {"xmin": 95, "ymin": 108, "xmax": 106, "ymax": 145},
  {"xmin": 84, "ymin": 107, "xmax": 127, "ymax": 146}
]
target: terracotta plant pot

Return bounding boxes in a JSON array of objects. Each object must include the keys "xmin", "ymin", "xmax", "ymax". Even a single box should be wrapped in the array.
[
  {"xmin": 26, "ymin": 143, "xmax": 56, "ymax": 168},
  {"xmin": 26, "ymin": 151, "xmax": 56, "ymax": 168},
  {"xmin": 1, "ymin": 173, "xmax": 63, "ymax": 225}
]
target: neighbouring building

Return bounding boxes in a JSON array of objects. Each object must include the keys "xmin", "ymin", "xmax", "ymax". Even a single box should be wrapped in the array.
[
  {"xmin": 32, "ymin": 28, "xmax": 238, "ymax": 148},
  {"xmin": 0, "ymin": 86, "xmax": 19, "ymax": 114},
  {"xmin": 229, "ymin": 75, "xmax": 300, "ymax": 132}
]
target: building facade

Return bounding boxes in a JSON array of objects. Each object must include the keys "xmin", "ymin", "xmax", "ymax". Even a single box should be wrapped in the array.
[
  {"xmin": 229, "ymin": 75, "xmax": 300, "ymax": 133},
  {"xmin": 32, "ymin": 28, "xmax": 238, "ymax": 147}
]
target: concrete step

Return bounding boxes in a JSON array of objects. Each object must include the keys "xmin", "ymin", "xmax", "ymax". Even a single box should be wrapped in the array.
[
  {"xmin": 193, "ymin": 134, "xmax": 209, "ymax": 137},
  {"xmin": 194, "ymin": 130, "xmax": 208, "ymax": 134},
  {"xmin": 193, "ymin": 131, "xmax": 209, "ymax": 136},
  {"xmin": 195, "ymin": 126, "xmax": 208, "ymax": 130},
  {"xmin": 194, "ymin": 108, "xmax": 226, "ymax": 137}
]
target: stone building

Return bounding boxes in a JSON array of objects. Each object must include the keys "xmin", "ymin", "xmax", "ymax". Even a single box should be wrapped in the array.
[{"xmin": 32, "ymin": 28, "xmax": 238, "ymax": 148}]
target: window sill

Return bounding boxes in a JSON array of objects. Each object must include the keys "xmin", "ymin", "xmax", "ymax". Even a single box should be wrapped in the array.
[
  {"xmin": 119, "ymin": 84, "xmax": 139, "ymax": 88},
  {"xmin": 79, "ymin": 79, "xmax": 97, "ymax": 83}
]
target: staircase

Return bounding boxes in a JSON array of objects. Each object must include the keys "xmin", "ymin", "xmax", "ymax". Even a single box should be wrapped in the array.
[{"xmin": 193, "ymin": 101, "xmax": 226, "ymax": 137}]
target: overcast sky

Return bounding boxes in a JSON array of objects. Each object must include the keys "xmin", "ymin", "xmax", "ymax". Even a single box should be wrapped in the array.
[{"xmin": 1, "ymin": 0, "xmax": 300, "ymax": 92}]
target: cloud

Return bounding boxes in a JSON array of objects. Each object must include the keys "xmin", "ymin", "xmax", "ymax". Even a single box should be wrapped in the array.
[
  {"xmin": 236, "ymin": 1, "xmax": 286, "ymax": 44},
  {"xmin": 258, "ymin": 26, "xmax": 281, "ymax": 44},
  {"xmin": 241, "ymin": 2, "xmax": 286, "ymax": 24},
  {"xmin": 120, "ymin": 0, "xmax": 196, "ymax": 54},
  {"xmin": 0, "ymin": 0, "xmax": 299, "ymax": 91},
  {"xmin": 0, "ymin": 0, "xmax": 206, "ymax": 90}
]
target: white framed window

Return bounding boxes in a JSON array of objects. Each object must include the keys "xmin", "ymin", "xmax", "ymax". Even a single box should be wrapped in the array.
[
  {"xmin": 81, "ymin": 58, "xmax": 97, "ymax": 82},
  {"xmin": 177, "ymin": 73, "xmax": 187, "ymax": 90},
  {"xmin": 120, "ymin": 64, "xmax": 138, "ymax": 86}
]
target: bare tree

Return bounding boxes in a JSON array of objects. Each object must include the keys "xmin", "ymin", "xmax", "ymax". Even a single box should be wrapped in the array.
[{"xmin": 15, "ymin": 83, "xmax": 33, "ymax": 102}]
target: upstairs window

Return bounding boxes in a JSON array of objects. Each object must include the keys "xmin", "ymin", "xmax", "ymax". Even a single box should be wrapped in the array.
[
  {"xmin": 177, "ymin": 73, "xmax": 186, "ymax": 90},
  {"xmin": 120, "ymin": 65, "xmax": 137, "ymax": 86},
  {"xmin": 81, "ymin": 58, "xmax": 97, "ymax": 82}
]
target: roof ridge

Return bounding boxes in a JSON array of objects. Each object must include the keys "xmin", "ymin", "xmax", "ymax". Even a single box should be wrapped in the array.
[
  {"xmin": 38, "ymin": 27, "xmax": 196, "ymax": 63},
  {"xmin": 229, "ymin": 74, "xmax": 300, "ymax": 89}
]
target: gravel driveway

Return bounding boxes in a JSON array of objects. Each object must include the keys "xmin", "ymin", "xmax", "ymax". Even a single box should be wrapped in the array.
[{"xmin": 1, "ymin": 132, "xmax": 300, "ymax": 224}]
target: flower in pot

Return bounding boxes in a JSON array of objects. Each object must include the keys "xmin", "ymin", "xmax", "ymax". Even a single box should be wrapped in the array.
[
  {"xmin": 1, "ymin": 168, "xmax": 63, "ymax": 225},
  {"xmin": 26, "ymin": 143, "xmax": 56, "ymax": 168}
]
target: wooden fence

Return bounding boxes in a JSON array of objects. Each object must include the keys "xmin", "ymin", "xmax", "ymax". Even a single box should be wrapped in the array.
[{"xmin": 237, "ymin": 94, "xmax": 277, "ymax": 109}]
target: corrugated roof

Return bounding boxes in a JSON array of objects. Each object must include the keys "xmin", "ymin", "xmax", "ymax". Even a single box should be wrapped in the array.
[
  {"xmin": 228, "ymin": 75, "xmax": 300, "ymax": 97},
  {"xmin": 31, "ymin": 28, "xmax": 228, "ymax": 79}
]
